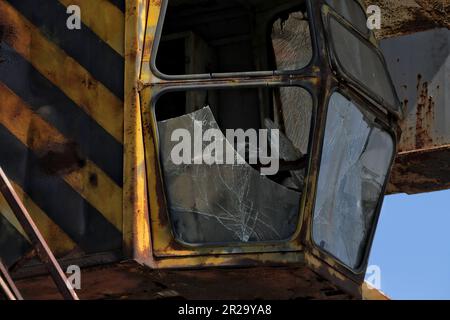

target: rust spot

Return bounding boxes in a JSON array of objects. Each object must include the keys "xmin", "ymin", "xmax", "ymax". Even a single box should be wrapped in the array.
[
  {"xmin": 388, "ymin": 147, "xmax": 450, "ymax": 194},
  {"xmin": 36, "ymin": 141, "xmax": 86, "ymax": 176},
  {"xmin": 81, "ymin": 77, "xmax": 97, "ymax": 90},
  {"xmin": 416, "ymin": 74, "xmax": 422, "ymax": 91},
  {"xmin": 415, "ymin": 78, "xmax": 434, "ymax": 149},
  {"xmin": 402, "ymin": 98, "xmax": 408, "ymax": 110},
  {"xmin": 89, "ymin": 173, "xmax": 98, "ymax": 187}
]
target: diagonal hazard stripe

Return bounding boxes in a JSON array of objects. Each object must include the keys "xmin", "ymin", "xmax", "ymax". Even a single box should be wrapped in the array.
[
  {"xmin": 0, "ymin": 83, "xmax": 123, "ymax": 233},
  {"xmin": 4, "ymin": 0, "xmax": 124, "ymax": 100},
  {"xmin": 0, "ymin": 214, "xmax": 30, "ymax": 267},
  {"xmin": 58, "ymin": 0, "xmax": 124, "ymax": 57},
  {"xmin": 0, "ymin": 124, "xmax": 122, "ymax": 253},
  {"xmin": 0, "ymin": 181, "xmax": 77, "ymax": 255},
  {"xmin": 0, "ymin": 0, "xmax": 123, "ymax": 143},
  {"xmin": 0, "ymin": 44, "xmax": 123, "ymax": 187}
]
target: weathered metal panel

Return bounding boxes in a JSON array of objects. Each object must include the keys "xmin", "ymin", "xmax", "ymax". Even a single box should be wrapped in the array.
[
  {"xmin": 0, "ymin": 0, "xmax": 125, "ymax": 266},
  {"xmin": 380, "ymin": 28, "xmax": 450, "ymax": 194},
  {"xmin": 15, "ymin": 261, "xmax": 356, "ymax": 300}
]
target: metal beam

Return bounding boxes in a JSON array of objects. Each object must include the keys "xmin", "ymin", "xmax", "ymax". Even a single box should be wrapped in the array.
[{"xmin": 381, "ymin": 28, "xmax": 450, "ymax": 194}]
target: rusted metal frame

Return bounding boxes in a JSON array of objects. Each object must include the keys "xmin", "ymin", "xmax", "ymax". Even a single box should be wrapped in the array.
[
  {"xmin": 139, "ymin": 0, "xmax": 323, "ymax": 261},
  {"xmin": 142, "ymin": 4, "xmax": 322, "ymax": 254},
  {"xmin": 123, "ymin": 0, "xmax": 151, "ymax": 259},
  {"xmin": 149, "ymin": 0, "xmax": 319, "ymax": 83},
  {"xmin": 302, "ymin": 82, "xmax": 398, "ymax": 295},
  {"xmin": 149, "ymin": 0, "xmax": 276, "ymax": 82},
  {"xmin": 0, "ymin": 167, "xmax": 78, "ymax": 300},
  {"xmin": 299, "ymin": 0, "xmax": 401, "ymax": 295},
  {"xmin": 139, "ymin": 0, "xmax": 360, "ymax": 299},
  {"xmin": 0, "ymin": 259, "xmax": 23, "ymax": 300},
  {"xmin": 142, "ymin": 76, "xmax": 321, "ymax": 259},
  {"xmin": 141, "ymin": 78, "xmax": 317, "ymax": 258},
  {"xmin": 294, "ymin": 0, "xmax": 365, "ymax": 297},
  {"xmin": 140, "ymin": 79, "xmax": 317, "ymax": 257},
  {"xmin": 135, "ymin": 0, "xmax": 392, "ymax": 299},
  {"xmin": 307, "ymin": 84, "xmax": 398, "ymax": 278},
  {"xmin": 137, "ymin": 1, "xmax": 393, "ymax": 301}
]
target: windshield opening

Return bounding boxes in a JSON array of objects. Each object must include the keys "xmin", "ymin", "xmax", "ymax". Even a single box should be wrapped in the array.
[{"xmin": 155, "ymin": 87, "xmax": 313, "ymax": 244}]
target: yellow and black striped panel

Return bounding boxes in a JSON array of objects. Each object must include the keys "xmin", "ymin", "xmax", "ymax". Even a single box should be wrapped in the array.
[{"xmin": 0, "ymin": 0, "xmax": 125, "ymax": 266}]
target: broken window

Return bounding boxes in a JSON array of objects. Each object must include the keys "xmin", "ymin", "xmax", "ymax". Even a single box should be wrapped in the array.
[
  {"xmin": 313, "ymin": 92, "xmax": 394, "ymax": 269},
  {"xmin": 155, "ymin": 87, "xmax": 312, "ymax": 244},
  {"xmin": 271, "ymin": 10, "xmax": 312, "ymax": 71},
  {"xmin": 327, "ymin": 16, "xmax": 399, "ymax": 112},
  {"xmin": 325, "ymin": 0, "xmax": 369, "ymax": 36},
  {"xmin": 155, "ymin": 0, "xmax": 312, "ymax": 76}
]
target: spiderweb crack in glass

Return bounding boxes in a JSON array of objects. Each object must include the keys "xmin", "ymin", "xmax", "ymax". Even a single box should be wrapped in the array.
[{"xmin": 158, "ymin": 107, "xmax": 301, "ymax": 244}]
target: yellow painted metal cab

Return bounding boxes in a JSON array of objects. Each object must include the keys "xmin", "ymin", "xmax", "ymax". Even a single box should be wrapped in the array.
[{"xmin": 0, "ymin": 0, "xmax": 401, "ymax": 299}]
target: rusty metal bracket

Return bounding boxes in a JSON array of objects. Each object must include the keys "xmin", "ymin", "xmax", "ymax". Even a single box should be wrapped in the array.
[{"xmin": 0, "ymin": 167, "xmax": 79, "ymax": 300}]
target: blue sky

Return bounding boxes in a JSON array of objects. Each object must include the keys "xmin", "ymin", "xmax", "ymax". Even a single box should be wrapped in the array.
[{"xmin": 367, "ymin": 190, "xmax": 450, "ymax": 299}]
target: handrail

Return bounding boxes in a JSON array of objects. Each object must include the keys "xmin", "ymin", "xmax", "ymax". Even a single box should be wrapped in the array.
[
  {"xmin": 0, "ymin": 259, "xmax": 22, "ymax": 300},
  {"xmin": 0, "ymin": 167, "xmax": 79, "ymax": 300}
]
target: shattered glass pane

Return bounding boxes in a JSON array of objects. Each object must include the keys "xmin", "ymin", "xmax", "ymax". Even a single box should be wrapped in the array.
[
  {"xmin": 158, "ymin": 107, "xmax": 302, "ymax": 244},
  {"xmin": 329, "ymin": 17, "xmax": 399, "ymax": 111},
  {"xmin": 274, "ymin": 87, "xmax": 313, "ymax": 155},
  {"xmin": 325, "ymin": 0, "xmax": 369, "ymax": 36},
  {"xmin": 313, "ymin": 92, "xmax": 394, "ymax": 269},
  {"xmin": 271, "ymin": 11, "xmax": 313, "ymax": 71}
]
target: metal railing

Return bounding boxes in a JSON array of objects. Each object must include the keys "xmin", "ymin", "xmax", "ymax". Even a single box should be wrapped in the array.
[{"xmin": 0, "ymin": 167, "xmax": 79, "ymax": 300}]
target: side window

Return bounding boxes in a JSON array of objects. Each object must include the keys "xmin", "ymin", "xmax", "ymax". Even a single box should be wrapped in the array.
[
  {"xmin": 155, "ymin": 87, "xmax": 313, "ymax": 244},
  {"xmin": 327, "ymin": 16, "xmax": 399, "ymax": 112},
  {"xmin": 313, "ymin": 92, "xmax": 394, "ymax": 269},
  {"xmin": 325, "ymin": 0, "xmax": 369, "ymax": 36},
  {"xmin": 155, "ymin": 0, "xmax": 312, "ymax": 76}
]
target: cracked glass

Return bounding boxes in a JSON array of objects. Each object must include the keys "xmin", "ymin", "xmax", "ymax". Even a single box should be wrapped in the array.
[
  {"xmin": 313, "ymin": 92, "xmax": 394, "ymax": 269},
  {"xmin": 156, "ymin": 87, "xmax": 312, "ymax": 244}
]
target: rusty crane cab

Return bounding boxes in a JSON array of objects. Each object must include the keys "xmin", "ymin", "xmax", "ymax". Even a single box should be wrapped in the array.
[
  {"xmin": 0, "ymin": 0, "xmax": 401, "ymax": 299},
  {"xmin": 137, "ymin": 0, "xmax": 401, "ymax": 297}
]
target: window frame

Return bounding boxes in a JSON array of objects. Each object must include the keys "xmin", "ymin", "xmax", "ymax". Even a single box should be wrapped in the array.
[
  {"xmin": 307, "ymin": 87, "xmax": 397, "ymax": 276},
  {"xmin": 322, "ymin": 6, "xmax": 402, "ymax": 118},
  {"xmin": 142, "ymin": 82, "xmax": 318, "ymax": 258},
  {"xmin": 325, "ymin": 0, "xmax": 371, "ymax": 37},
  {"xmin": 150, "ymin": 0, "xmax": 319, "ymax": 80},
  {"xmin": 138, "ymin": 0, "xmax": 401, "ymax": 291}
]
